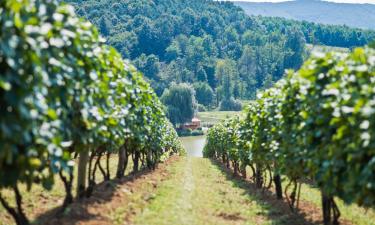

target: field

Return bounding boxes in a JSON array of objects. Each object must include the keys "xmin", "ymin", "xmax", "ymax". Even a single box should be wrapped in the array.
[
  {"xmin": 197, "ymin": 111, "xmax": 245, "ymax": 124},
  {"xmin": 306, "ymin": 44, "xmax": 350, "ymax": 53}
]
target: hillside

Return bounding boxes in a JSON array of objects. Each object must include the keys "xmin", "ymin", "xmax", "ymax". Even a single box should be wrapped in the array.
[
  {"xmin": 234, "ymin": 0, "xmax": 375, "ymax": 30},
  {"xmin": 65, "ymin": 0, "xmax": 308, "ymax": 107},
  {"xmin": 65, "ymin": 0, "xmax": 375, "ymax": 109},
  {"xmin": 255, "ymin": 16, "xmax": 375, "ymax": 48}
]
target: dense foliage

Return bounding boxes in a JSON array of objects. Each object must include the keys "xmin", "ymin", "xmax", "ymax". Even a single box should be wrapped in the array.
[
  {"xmin": 64, "ymin": 0, "xmax": 309, "ymax": 106},
  {"xmin": 204, "ymin": 46, "xmax": 375, "ymax": 224},
  {"xmin": 193, "ymin": 82, "xmax": 214, "ymax": 109},
  {"xmin": 0, "ymin": 0, "xmax": 182, "ymax": 224},
  {"xmin": 161, "ymin": 83, "xmax": 196, "ymax": 126},
  {"xmin": 65, "ymin": 0, "xmax": 375, "ymax": 110},
  {"xmin": 258, "ymin": 16, "xmax": 375, "ymax": 49}
]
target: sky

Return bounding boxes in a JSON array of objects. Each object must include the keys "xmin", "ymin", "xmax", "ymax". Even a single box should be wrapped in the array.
[
  {"xmin": 324, "ymin": 0, "xmax": 375, "ymax": 3},
  {"xmin": 225, "ymin": 0, "xmax": 375, "ymax": 4}
]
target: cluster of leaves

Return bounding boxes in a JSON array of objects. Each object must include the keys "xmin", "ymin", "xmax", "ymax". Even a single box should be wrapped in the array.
[
  {"xmin": 0, "ymin": 0, "xmax": 182, "ymax": 224},
  {"xmin": 204, "ymin": 46, "xmax": 375, "ymax": 212}
]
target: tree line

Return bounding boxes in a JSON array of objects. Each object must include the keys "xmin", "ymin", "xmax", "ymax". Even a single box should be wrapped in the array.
[
  {"xmin": 258, "ymin": 16, "xmax": 375, "ymax": 48},
  {"xmin": 0, "ymin": 1, "xmax": 183, "ymax": 224},
  {"xmin": 204, "ymin": 45, "xmax": 375, "ymax": 225}
]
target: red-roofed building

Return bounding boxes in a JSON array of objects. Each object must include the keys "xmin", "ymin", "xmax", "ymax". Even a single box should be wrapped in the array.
[{"xmin": 182, "ymin": 117, "xmax": 201, "ymax": 130}]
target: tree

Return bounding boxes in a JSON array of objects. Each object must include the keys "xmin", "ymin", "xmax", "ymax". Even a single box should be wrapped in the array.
[
  {"xmin": 284, "ymin": 27, "xmax": 306, "ymax": 70},
  {"xmin": 197, "ymin": 65, "xmax": 207, "ymax": 82},
  {"xmin": 222, "ymin": 72, "xmax": 232, "ymax": 100},
  {"xmin": 233, "ymin": 79, "xmax": 240, "ymax": 99},
  {"xmin": 219, "ymin": 98, "xmax": 242, "ymax": 111},
  {"xmin": 238, "ymin": 46, "xmax": 256, "ymax": 78},
  {"xmin": 215, "ymin": 59, "xmax": 238, "ymax": 101},
  {"xmin": 193, "ymin": 82, "xmax": 214, "ymax": 107},
  {"xmin": 134, "ymin": 54, "xmax": 160, "ymax": 80},
  {"xmin": 165, "ymin": 43, "xmax": 180, "ymax": 62},
  {"xmin": 99, "ymin": 16, "xmax": 110, "ymax": 36},
  {"xmin": 161, "ymin": 83, "xmax": 196, "ymax": 126},
  {"xmin": 238, "ymin": 46, "xmax": 257, "ymax": 98},
  {"xmin": 263, "ymin": 74, "xmax": 274, "ymax": 89}
]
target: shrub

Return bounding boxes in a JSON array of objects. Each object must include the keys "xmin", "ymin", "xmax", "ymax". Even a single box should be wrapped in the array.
[
  {"xmin": 219, "ymin": 98, "xmax": 242, "ymax": 111},
  {"xmin": 191, "ymin": 130, "xmax": 204, "ymax": 136},
  {"xmin": 197, "ymin": 104, "xmax": 207, "ymax": 112}
]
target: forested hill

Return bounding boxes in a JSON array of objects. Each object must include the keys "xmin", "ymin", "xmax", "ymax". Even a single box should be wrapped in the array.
[
  {"xmin": 257, "ymin": 16, "xmax": 375, "ymax": 48},
  {"xmin": 64, "ymin": 0, "xmax": 375, "ymax": 110},
  {"xmin": 234, "ymin": 0, "xmax": 375, "ymax": 30}
]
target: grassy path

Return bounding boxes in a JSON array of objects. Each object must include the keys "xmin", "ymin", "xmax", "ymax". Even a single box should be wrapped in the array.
[
  {"xmin": 133, "ymin": 157, "xmax": 375, "ymax": 225},
  {"xmin": 1, "ymin": 155, "xmax": 374, "ymax": 225},
  {"xmin": 134, "ymin": 157, "xmax": 268, "ymax": 225}
]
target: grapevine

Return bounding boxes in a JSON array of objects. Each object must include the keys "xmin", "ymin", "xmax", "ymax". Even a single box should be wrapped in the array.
[{"xmin": 204, "ymin": 47, "xmax": 375, "ymax": 225}]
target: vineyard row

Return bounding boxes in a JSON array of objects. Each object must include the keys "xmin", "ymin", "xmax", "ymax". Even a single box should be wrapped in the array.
[
  {"xmin": 204, "ymin": 46, "xmax": 375, "ymax": 225},
  {"xmin": 0, "ymin": 1, "xmax": 183, "ymax": 225}
]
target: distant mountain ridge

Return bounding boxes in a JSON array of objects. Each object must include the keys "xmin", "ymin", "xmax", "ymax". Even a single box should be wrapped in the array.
[{"xmin": 234, "ymin": 0, "xmax": 375, "ymax": 30}]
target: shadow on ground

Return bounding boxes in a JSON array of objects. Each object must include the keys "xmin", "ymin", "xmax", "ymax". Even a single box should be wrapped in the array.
[
  {"xmin": 34, "ymin": 167, "xmax": 159, "ymax": 225},
  {"xmin": 209, "ymin": 159, "xmax": 323, "ymax": 225}
]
